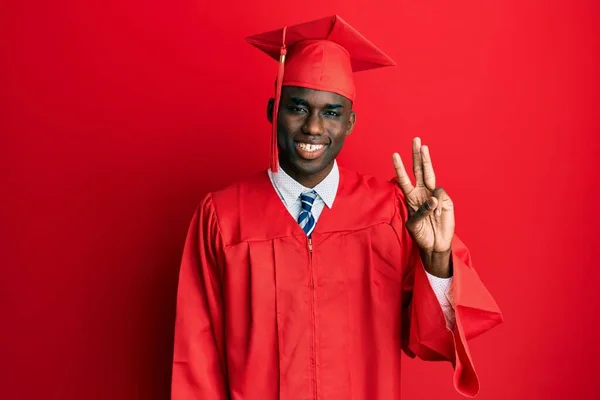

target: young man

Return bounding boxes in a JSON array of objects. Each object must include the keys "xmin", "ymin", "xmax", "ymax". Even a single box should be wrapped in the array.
[{"xmin": 171, "ymin": 15, "xmax": 502, "ymax": 400}]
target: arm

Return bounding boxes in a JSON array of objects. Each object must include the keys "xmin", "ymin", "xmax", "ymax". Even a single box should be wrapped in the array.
[
  {"xmin": 171, "ymin": 195, "xmax": 229, "ymax": 399},
  {"xmin": 391, "ymin": 138, "xmax": 503, "ymax": 396},
  {"xmin": 395, "ymin": 192, "xmax": 503, "ymax": 397}
]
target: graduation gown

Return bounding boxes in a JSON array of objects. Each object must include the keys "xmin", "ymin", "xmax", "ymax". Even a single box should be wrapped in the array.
[{"xmin": 171, "ymin": 167, "xmax": 503, "ymax": 400}]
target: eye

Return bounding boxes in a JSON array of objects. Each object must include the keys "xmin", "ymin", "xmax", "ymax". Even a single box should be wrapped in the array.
[
  {"xmin": 324, "ymin": 110, "xmax": 341, "ymax": 117},
  {"xmin": 287, "ymin": 106, "xmax": 307, "ymax": 114}
]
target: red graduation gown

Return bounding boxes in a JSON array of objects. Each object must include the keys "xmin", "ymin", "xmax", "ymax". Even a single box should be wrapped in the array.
[{"xmin": 171, "ymin": 167, "xmax": 502, "ymax": 400}]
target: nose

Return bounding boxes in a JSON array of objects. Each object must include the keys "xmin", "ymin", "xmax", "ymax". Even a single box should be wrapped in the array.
[{"xmin": 302, "ymin": 111, "xmax": 324, "ymax": 135}]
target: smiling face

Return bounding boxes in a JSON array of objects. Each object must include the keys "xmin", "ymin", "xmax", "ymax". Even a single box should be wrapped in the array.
[{"xmin": 268, "ymin": 86, "xmax": 356, "ymax": 187}]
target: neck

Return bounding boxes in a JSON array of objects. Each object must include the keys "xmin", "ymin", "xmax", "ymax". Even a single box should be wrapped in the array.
[{"xmin": 279, "ymin": 160, "xmax": 334, "ymax": 189}]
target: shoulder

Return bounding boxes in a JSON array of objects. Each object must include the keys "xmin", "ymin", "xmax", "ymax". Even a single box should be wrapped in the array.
[
  {"xmin": 212, "ymin": 170, "xmax": 267, "ymax": 200},
  {"xmin": 194, "ymin": 170, "xmax": 277, "ymax": 245},
  {"xmin": 200, "ymin": 170, "xmax": 270, "ymax": 215},
  {"xmin": 337, "ymin": 166, "xmax": 409, "ymax": 223},
  {"xmin": 339, "ymin": 166, "xmax": 403, "ymax": 199}
]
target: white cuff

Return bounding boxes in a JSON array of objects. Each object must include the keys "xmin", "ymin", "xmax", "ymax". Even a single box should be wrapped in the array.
[{"xmin": 425, "ymin": 271, "xmax": 456, "ymax": 330}]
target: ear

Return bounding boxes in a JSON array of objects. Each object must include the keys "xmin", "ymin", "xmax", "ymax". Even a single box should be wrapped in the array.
[
  {"xmin": 346, "ymin": 110, "xmax": 357, "ymax": 136},
  {"xmin": 267, "ymin": 98, "xmax": 275, "ymax": 123}
]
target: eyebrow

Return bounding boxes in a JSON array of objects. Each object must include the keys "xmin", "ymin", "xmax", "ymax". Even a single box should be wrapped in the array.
[
  {"xmin": 290, "ymin": 97, "xmax": 344, "ymax": 109},
  {"xmin": 290, "ymin": 97, "xmax": 309, "ymax": 106}
]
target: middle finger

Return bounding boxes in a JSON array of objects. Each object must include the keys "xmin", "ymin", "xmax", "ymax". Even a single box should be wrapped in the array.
[{"xmin": 412, "ymin": 137, "xmax": 424, "ymax": 186}]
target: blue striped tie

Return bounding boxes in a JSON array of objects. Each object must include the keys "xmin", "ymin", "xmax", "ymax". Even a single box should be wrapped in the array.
[{"xmin": 298, "ymin": 190, "xmax": 317, "ymax": 237}]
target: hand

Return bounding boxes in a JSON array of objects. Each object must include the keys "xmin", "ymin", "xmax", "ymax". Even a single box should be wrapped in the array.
[{"xmin": 393, "ymin": 138, "xmax": 455, "ymax": 276}]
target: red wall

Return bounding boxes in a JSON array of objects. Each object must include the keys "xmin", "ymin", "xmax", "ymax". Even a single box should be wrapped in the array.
[{"xmin": 2, "ymin": 1, "xmax": 599, "ymax": 399}]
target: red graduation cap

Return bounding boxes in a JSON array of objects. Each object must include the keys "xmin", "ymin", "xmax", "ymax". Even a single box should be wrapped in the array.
[{"xmin": 246, "ymin": 15, "xmax": 396, "ymax": 172}]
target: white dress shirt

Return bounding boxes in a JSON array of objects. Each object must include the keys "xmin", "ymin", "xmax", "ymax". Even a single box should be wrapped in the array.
[{"xmin": 268, "ymin": 161, "xmax": 456, "ymax": 329}]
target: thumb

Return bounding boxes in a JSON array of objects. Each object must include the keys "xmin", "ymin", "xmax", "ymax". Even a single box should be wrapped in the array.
[{"xmin": 406, "ymin": 197, "xmax": 438, "ymax": 230}]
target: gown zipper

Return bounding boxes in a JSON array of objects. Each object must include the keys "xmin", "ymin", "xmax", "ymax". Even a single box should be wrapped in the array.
[{"xmin": 308, "ymin": 238, "xmax": 317, "ymax": 399}]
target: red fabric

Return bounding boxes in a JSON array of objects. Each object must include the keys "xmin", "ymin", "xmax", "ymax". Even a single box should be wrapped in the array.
[
  {"xmin": 282, "ymin": 39, "xmax": 356, "ymax": 101},
  {"xmin": 246, "ymin": 15, "xmax": 396, "ymax": 74},
  {"xmin": 171, "ymin": 167, "xmax": 503, "ymax": 400},
  {"xmin": 246, "ymin": 14, "xmax": 396, "ymax": 102}
]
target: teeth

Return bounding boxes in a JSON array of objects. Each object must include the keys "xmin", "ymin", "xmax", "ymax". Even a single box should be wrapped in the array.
[{"xmin": 297, "ymin": 143, "xmax": 325, "ymax": 152}]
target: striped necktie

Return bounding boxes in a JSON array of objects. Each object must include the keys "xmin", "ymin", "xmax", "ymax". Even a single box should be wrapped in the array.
[{"xmin": 298, "ymin": 190, "xmax": 317, "ymax": 237}]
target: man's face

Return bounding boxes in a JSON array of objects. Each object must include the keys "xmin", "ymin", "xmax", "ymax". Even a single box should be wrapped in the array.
[{"xmin": 270, "ymin": 86, "xmax": 356, "ymax": 180}]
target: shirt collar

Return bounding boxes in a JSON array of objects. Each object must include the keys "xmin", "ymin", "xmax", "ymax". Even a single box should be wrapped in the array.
[{"xmin": 268, "ymin": 161, "xmax": 339, "ymax": 209}]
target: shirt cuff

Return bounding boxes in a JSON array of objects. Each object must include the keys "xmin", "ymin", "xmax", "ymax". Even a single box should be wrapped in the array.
[{"xmin": 425, "ymin": 270, "xmax": 456, "ymax": 330}]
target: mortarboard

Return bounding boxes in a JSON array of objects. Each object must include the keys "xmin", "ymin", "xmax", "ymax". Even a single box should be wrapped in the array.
[{"xmin": 246, "ymin": 15, "xmax": 396, "ymax": 172}]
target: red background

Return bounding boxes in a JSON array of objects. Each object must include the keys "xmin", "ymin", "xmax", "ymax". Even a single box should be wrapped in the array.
[{"xmin": 2, "ymin": 0, "xmax": 599, "ymax": 399}]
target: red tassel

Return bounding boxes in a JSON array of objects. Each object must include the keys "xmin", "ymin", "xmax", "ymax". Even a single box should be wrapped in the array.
[{"xmin": 271, "ymin": 27, "xmax": 287, "ymax": 173}]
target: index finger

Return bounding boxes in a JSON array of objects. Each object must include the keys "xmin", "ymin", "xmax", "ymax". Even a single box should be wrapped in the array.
[{"xmin": 392, "ymin": 152, "xmax": 414, "ymax": 195}]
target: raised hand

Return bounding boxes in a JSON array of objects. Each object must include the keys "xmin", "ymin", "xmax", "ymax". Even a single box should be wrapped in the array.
[{"xmin": 392, "ymin": 138, "xmax": 455, "ymax": 276}]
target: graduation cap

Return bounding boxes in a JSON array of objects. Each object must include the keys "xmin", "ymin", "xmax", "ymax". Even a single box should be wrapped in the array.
[{"xmin": 246, "ymin": 15, "xmax": 396, "ymax": 172}]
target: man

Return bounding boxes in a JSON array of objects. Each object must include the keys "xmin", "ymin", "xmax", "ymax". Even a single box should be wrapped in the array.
[{"xmin": 171, "ymin": 15, "xmax": 502, "ymax": 400}]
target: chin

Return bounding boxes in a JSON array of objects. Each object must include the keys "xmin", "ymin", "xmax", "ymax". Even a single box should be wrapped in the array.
[{"xmin": 293, "ymin": 159, "xmax": 330, "ymax": 176}]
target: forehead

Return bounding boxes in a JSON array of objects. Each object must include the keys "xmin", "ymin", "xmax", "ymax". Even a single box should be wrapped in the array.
[{"xmin": 281, "ymin": 86, "xmax": 351, "ymax": 106}]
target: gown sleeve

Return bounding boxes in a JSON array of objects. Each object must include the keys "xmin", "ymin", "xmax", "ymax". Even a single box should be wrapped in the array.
[
  {"xmin": 391, "ymin": 184, "xmax": 503, "ymax": 398},
  {"xmin": 171, "ymin": 194, "xmax": 229, "ymax": 399}
]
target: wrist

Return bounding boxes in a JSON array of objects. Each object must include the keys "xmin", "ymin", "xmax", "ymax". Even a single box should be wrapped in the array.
[{"xmin": 420, "ymin": 248, "xmax": 453, "ymax": 278}]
